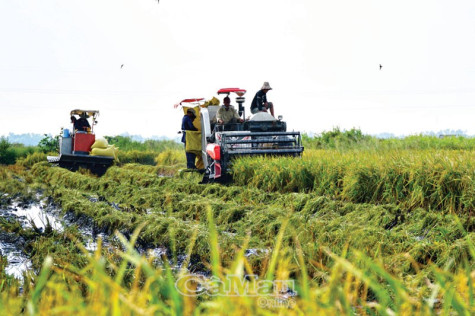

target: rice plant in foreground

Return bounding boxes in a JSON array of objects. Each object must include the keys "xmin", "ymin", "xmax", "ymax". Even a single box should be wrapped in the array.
[
  {"xmin": 0, "ymin": 211, "xmax": 473, "ymax": 315},
  {"xmin": 1, "ymin": 153, "xmax": 474, "ymax": 314}
]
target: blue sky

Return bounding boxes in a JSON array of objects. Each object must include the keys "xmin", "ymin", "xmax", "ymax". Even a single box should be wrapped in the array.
[{"xmin": 1, "ymin": 0, "xmax": 475, "ymax": 138}]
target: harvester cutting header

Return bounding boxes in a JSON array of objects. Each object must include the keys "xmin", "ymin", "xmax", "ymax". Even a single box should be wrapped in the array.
[{"xmin": 177, "ymin": 85, "xmax": 304, "ymax": 182}]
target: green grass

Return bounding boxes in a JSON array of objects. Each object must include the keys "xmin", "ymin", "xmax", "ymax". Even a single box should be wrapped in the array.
[
  {"xmin": 105, "ymin": 135, "xmax": 181, "ymax": 152},
  {"xmin": 303, "ymin": 128, "xmax": 475, "ymax": 150},
  {"xmin": 0, "ymin": 137, "xmax": 39, "ymax": 165},
  {"xmin": 232, "ymin": 149, "xmax": 475, "ymax": 214},
  {"xmin": 1, "ymin": 134, "xmax": 475, "ymax": 314},
  {"xmin": 0, "ymin": 136, "xmax": 183, "ymax": 166},
  {"xmin": 0, "ymin": 204, "xmax": 473, "ymax": 315}
]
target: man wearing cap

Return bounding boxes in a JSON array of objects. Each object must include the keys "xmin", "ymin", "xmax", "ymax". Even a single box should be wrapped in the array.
[
  {"xmin": 250, "ymin": 82, "xmax": 274, "ymax": 117},
  {"xmin": 216, "ymin": 96, "xmax": 244, "ymax": 125},
  {"xmin": 181, "ymin": 108, "xmax": 198, "ymax": 169}
]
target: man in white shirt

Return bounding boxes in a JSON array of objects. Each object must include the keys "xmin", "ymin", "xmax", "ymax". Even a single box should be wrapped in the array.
[{"xmin": 216, "ymin": 96, "xmax": 244, "ymax": 124}]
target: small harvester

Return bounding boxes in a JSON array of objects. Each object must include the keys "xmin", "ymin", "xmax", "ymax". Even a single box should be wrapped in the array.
[
  {"xmin": 47, "ymin": 109, "xmax": 114, "ymax": 175},
  {"xmin": 192, "ymin": 88, "xmax": 304, "ymax": 182}
]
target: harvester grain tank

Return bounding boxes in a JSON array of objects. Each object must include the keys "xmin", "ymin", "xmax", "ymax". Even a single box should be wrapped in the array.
[{"xmin": 47, "ymin": 110, "xmax": 114, "ymax": 175}]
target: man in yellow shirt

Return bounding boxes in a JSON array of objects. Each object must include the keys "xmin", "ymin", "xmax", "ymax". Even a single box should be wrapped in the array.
[{"xmin": 216, "ymin": 96, "xmax": 244, "ymax": 124}]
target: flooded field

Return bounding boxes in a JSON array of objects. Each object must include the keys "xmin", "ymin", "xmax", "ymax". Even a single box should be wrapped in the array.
[
  {"xmin": 0, "ymin": 192, "xmax": 205, "ymax": 280},
  {"xmin": 0, "ymin": 153, "xmax": 474, "ymax": 314}
]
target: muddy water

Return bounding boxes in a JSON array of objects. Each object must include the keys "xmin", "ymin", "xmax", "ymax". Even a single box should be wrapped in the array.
[
  {"xmin": 0, "ymin": 196, "xmax": 62, "ymax": 279},
  {"xmin": 0, "ymin": 194, "xmax": 185, "ymax": 279},
  {"xmin": 11, "ymin": 199, "xmax": 63, "ymax": 232},
  {"xmin": 1, "ymin": 194, "xmax": 272, "ymax": 280},
  {"xmin": 0, "ymin": 236, "xmax": 32, "ymax": 279}
]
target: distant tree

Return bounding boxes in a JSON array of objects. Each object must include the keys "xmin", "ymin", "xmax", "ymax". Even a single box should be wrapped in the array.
[
  {"xmin": 0, "ymin": 137, "xmax": 16, "ymax": 164},
  {"xmin": 303, "ymin": 127, "xmax": 374, "ymax": 149},
  {"xmin": 38, "ymin": 134, "xmax": 59, "ymax": 153}
]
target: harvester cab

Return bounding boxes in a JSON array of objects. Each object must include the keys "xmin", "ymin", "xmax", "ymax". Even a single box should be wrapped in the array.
[
  {"xmin": 69, "ymin": 109, "xmax": 98, "ymax": 154},
  {"xmin": 47, "ymin": 109, "xmax": 115, "ymax": 175},
  {"xmin": 200, "ymin": 88, "xmax": 304, "ymax": 182},
  {"xmin": 70, "ymin": 109, "xmax": 98, "ymax": 133}
]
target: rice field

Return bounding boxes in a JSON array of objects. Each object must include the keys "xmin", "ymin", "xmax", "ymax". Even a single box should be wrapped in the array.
[{"xmin": 0, "ymin": 144, "xmax": 474, "ymax": 315}]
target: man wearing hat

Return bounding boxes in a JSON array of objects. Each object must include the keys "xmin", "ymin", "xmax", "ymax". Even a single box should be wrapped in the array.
[
  {"xmin": 71, "ymin": 113, "xmax": 91, "ymax": 132},
  {"xmin": 250, "ymin": 82, "xmax": 274, "ymax": 117},
  {"xmin": 181, "ymin": 108, "xmax": 198, "ymax": 168}
]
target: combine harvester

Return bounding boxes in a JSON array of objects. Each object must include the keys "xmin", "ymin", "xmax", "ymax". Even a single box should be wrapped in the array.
[
  {"xmin": 199, "ymin": 88, "xmax": 304, "ymax": 182},
  {"xmin": 47, "ymin": 110, "xmax": 115, "ymax": 175}
]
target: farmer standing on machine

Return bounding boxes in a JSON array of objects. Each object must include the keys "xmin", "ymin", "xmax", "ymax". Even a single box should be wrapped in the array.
[{"xmin": 181, "ymin": 108, "xmax": 198, "ymax": 169}]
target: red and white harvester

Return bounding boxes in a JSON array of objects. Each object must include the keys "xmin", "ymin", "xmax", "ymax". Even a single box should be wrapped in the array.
[{"xmin": 199, "ymin": 88, "xmax": 304, "ymax": 182}]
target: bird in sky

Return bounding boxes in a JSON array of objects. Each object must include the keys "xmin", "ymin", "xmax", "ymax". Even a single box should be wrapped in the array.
[
  {"xmin": 120, "ymin": 64, "xmax": 124, "ymax": 69},
  {"xmin": 379, "ymin": 64, "xmax": 383, "ymax": 70}
]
